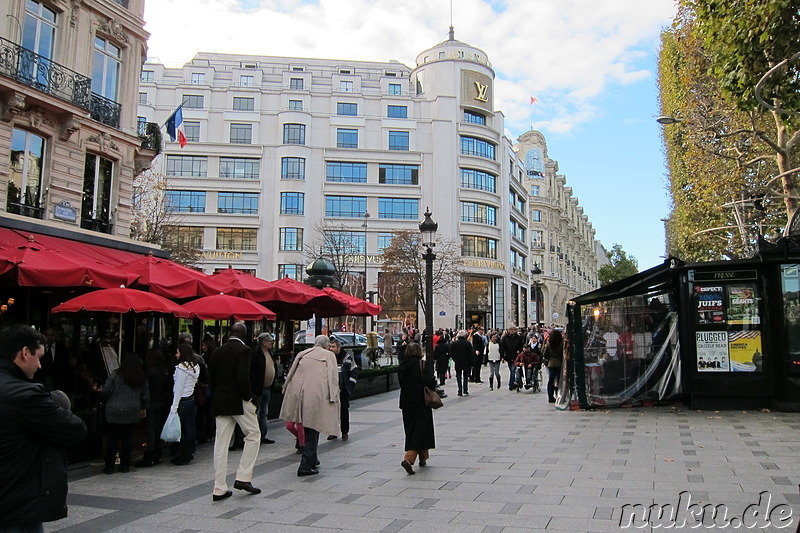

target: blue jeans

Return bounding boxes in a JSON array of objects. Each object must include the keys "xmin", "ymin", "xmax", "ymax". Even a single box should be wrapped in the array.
[
  {"xmin": 0, "ymin": 524, "xmax": 44, "ymax": 533},
  {"xmin": 177, "ymin": 397, "xmax": 197, "ymax": 459},
  {"xmin": 256, "ymin": 387, "xmax": 271, "ymax": 440}
]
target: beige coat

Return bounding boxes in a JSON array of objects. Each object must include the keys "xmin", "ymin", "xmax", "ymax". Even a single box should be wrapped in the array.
[{"xmin": 279, "ymin": 346, "xmax": 340, "ymax": 437}]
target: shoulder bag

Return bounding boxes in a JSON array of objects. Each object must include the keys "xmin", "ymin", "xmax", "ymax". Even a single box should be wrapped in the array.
[{"xmin": 420, "ymin": 360, "xmax": 443, "ymax": 409}]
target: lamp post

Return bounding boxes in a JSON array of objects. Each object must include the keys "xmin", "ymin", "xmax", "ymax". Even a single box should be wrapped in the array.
[
  {"xmin": 419, "ymin": 208, "xmax": 438, "ymax": 359},
  {"xmin": 362, "ymin": 210, "xmax": 370, "ymax": 333},
  {"xmin": 531, "ymin": 263, "xmax": 542, "ymax": 326}
]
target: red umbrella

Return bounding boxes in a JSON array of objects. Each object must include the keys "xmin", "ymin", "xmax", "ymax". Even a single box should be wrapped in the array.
[
  {"xmin": 321, "ymin": 287, "xmax": 382, "ymax": 316},
  {"xmin": 0, "ymin": 235, "xmax": 137, "ymax": 289},
  {"xmin": 121, "ymin": 254, "xmax": 223, "ymax": 299},
  {"xmin": 259, "ymin": 277, "xmax": 347, "ymax": 319},
  {"xmin": 183, "ymin": 294, "xmax": 276, "ymax": 321},
  {"xmin": 51, "ymin": 287, "xmax": 190, "ymax": 317},
  {"xmin": 209, "ymin": 267, "xmax": 276, "ymax": 300}
]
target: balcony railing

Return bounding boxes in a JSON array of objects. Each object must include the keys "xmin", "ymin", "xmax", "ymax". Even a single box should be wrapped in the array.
[
  {"xmin": 137, "ymin": 121, "xmax": 162, "ymax": 153},
  {"xmin": 0, "ymin": 36, "xmax": 121, "ymax": 129}
]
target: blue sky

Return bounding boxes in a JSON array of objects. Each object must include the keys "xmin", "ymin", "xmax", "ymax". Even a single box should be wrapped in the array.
[{"xmin": 144, "ymin": 0, "xmax": 677, "ymax": 269}]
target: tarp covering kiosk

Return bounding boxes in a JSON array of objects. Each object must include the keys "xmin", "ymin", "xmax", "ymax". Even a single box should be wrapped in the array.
[{"xmin": 566, "ymin": 259, "xmax": 683, "ymax": 409}]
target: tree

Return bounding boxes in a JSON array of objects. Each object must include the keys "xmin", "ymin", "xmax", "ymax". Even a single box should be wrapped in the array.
[
  {"xmin": 597, "ymin": 244, "xmax": 639, "ymax": 286},
  {"xmin": 380, "ymin": 230, "xmax": 464, "ymax": 319},
  {"xmin": 130, "ymin": 168, "xmax": 199, "ymax": 266},
  {"xmin": 303, "ymin": 221, "xmax": 366, "ymax": 295},
  {"xmin": 659, "ymin": 2, "xmax": 792, "ymax": 260}
]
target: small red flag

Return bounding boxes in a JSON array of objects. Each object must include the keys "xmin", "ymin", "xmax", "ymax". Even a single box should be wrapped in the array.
[{"xmin": 530, "ymin": 96, "xmax": 538, "ymax": 105}]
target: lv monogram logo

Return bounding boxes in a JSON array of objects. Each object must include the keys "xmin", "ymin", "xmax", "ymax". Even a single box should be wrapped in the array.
[{"xmin": 474, "ymin": 82, "xmax": 489, "ymax": 102}]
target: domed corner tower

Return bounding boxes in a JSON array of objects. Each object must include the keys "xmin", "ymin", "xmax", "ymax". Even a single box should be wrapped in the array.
[{"xmin": 410, "ymin": 26, "xmax": 495, "ymax": 113}]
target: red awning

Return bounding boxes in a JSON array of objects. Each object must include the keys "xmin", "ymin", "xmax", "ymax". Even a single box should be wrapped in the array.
[{"xmin": 321, "ymin": 287, "xmax": 382, "ymax": 316}]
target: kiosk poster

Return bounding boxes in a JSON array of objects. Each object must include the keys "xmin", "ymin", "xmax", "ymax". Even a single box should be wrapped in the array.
[
  {"xmin": 728, "ymin": 330, "xmax": 763, "ymax": 372},
  {"xmin": 695, "ymin": 285, "xmax": 726, "ymax": 325},
  {"xmin": 696, "ymin": 331, "xmax": 730, "ymax": 371},
  {"xmin": 727, "ymin": 285, "xmax": 759, "ymax": 325}
]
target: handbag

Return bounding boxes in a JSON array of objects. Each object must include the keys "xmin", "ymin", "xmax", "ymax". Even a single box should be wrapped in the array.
[
  {"xmin": 420, "ymin": 360, "xmax": 443, "ymax": 410},
  {"xmin": 91, "ymin": 399, "xmax": 108, "ymax": 434},
  {"xmin": 160, "ymin": 409, "xmax": 182, "ymax": 442}
]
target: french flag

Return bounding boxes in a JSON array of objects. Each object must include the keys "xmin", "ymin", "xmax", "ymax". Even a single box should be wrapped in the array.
[{"xmin": 165, "ymin": 106, "xmax": 187, "ymax": 148}]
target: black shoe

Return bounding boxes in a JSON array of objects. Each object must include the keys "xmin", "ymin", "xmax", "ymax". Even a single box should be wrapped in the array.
[
  {"xmin": 400, "ymin": 460, "xmax": 415, "ymax": 475},
  {"xmin": 172, "ymin": 456, "xmax": 192, "ymax": 466},
  {"xmin": 457, "ymin": 392, "xmax": 463, "ymax": 397},
  {"xmin": 463, "ymin": 391, "xmax": 469, "ymax": 395},
  {"xmin": 119, "ymin": 466, "xmax": 130, "ymax": 473},
  {"xmin": 297, "ymin": 469, "xmax": 319, "ymax": 476},
  {"xmin": 212, "ymin": 490, "xmax": 232, "ymax": 501},
  {"xmin": 103, "ymin": 466, "xmax": 114, "ymax": 475},
  {"xmin": 326, "ymin": 435, "xmax": 338, "ymax": 440},
  {"xmin": 233, "ymin": 480, "xmax": 261, "ymax": 494},
  {"xmin": 261, "ymin": 438, "xmax": 275, "ymax": 444},
  {"xmin": 342, "ymin": 433, "xmax": 348, "ymax": 440},
  {"xmin": 419, "ymin": 459, "xmax": 427, "ymax": 467},
  {"xmin": 295, "ymin": 448, "xmax": 303, "ymax": 454},
  {"xmin": 549, "ymin": 398, "xmax": 556, "ymax": 403}
]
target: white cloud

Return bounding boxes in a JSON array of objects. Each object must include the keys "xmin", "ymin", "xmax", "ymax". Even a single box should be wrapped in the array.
[{"xmin": 144, "ymin": 0, "xmax": 675, "ymax": 136}]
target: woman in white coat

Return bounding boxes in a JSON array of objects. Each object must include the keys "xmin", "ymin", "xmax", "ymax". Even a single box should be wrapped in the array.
[{"xmin": 280, "ymin": 335, "xmax": 340, "ymax": 476}]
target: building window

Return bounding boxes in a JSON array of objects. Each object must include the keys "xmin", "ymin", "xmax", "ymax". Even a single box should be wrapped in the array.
[
  {"xmin": 166, "ymin": 155, "xmax": 207, "ymax": 177},
  {"xmin": 326, "ymin": 162, "xmax": 367, "ymax": 183},
  {"xmin": 183, "ymin": 94, "xmax": 204, "ymax": 109},
  {"xmin": 233, "ymin": 97, "xmax": 255, "ymax": 111},
  {"xmin": 531, "ymin": 230, "xmax": 543, "ymax": 249},
  {"xmin": 279, "ymin": 264, "xmax": 304, "ymax": 281},
  {"xmin": 279, "ymin": 228, "xmax": 303, "ymax": 251},
  {"xmin": 218, "ymin": 192, "xmax": 258, "ymax": 214},
  {"xmin": 191, "ymin": 72, "xmax": 205, "ymax": 84},
  {"xmin": 281, "ymin": 157, "xmax": 305, "ymax": 180},
  {"xmin": 288, "ymin": 99, "xmax": 303, "ymax": 111},
  {"xmin": 337, "ymin": 103, "xmax": 357, "ymax": 116},
  {"xmin": 388, "ymin": 83, "xmax": 402, "ymax": 95},
  {"xmin": 339, "ymin": 80, "xmax": 354, "ymax": 92},
  {"xmin": 462, "ymin": 235, "xmax": 497, "ymax": 259},
  {"xmin": 166, "ymin": 190, "xmax": 205, "ymax": 213},
  {"xmin": 280, "ymin": 192, "xmax": 305, "ymax": 215},
  {"xmin": 230, "ymin": 123, "xmax": 252, "ymax": 144},
  {"xmin": 239, "ymin": 75, "xmax": 254, "ymax": 87},
  {"xmin": 387, "ymin": 105, "xmax": 408, "ymax": 118},
  {"xmin": 219, "ymin": 157, "xmax": 259, "ymax": 179},
  {"xmin": 337, "ymin": 128, "xmax": 358, "ymax": 149},
  {"xmin": 81, "ymin": 153, "xmax": 113, "ymax": 232},
  {"xmin": 23, "ymin": 0, "xmax": 55, "ymax": 77},
  {"xmin": 325, "ymin": 196, "xmax": 366, "ymax": 217},
  {"xmin": 183, "ymin": 121, "xmax": 200, "ymax": 142},
  {"xmin": 461, "ymin": 201, "xmax": 497, "ymax": 225},
  {"xmin": 289, "ymin": 78, "xmax": 304, "ymax": 90},
  {"xmin": 217, "ymin": 228, "xmax": 257, "ymax": 251},
  {"xmin": 460, "ymin": 136, "xmax": 496, "ymax": 160},
  {"xmin": 510, "ymin": 219, "xmax": 526, "ymax": 241},
  {"xmin": 379, "ymin": 164, "xmax": 418, "ymax": 185},
  {"xmin": 377, "ymin": 232, "xmax": 394, "ymax": 253},
  {"xmin": 325, "ymin": 231, "xmax": 365, "ymax": 254},
  {"xmin": 460, "ymin": 168, "xmax": 496, "ymax": 192},
  {"xmin": 283, "ymin": 123, "xmax": 305, "ymax": 144},
  {"xmin": 138, "ymin": 92, "xmax": 147, "ymax": 104},
  {"xmin": 388, "ymin": 131, "xmax": 409, "ymax": 151},
  {"xmin": 7, "ymin": 129, "xmax": 45, "ymax": 218},
  {"xmin": 532, "ymin": 210, "xmax": 542, "ymax": 222},
  {"xmin": 91, "ymin": 37, "xmax": 120, "ymax": 100},
  {"xmin": 137, "ymin": 115, "xmax": 147, "ymax": 135},
  {"xmin": 166, "ymin": 226, "xmax": 203, "ymax": 249},
  {"xmin": 464, "ymin": 110, "xmax": 486, "ymax": 124},
  {"xmin": 379, "ymin": 198, "xmax": 418, "ymax": 220},
  {"xmin": 140, "ymin": 70, "xmax": 154, "ymax": 82},
  {"xmin": 531, "ymin": 185, "xmax": 540, "ymax": 197}
]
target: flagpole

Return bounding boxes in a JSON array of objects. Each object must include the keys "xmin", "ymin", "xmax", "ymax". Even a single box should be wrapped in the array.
[{"xmin": 160, "ymin": 98, "xmax": 189, "ymax": 130}]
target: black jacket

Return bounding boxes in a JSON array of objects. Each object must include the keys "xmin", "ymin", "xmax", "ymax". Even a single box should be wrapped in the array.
[
  {"xmin": 450, "ymin": 338, "xmax": 474, "ymax": 370},
  {"xmin": 209, "ymin": 338, "xmax": 252, "ymax": 416},
  {"xmin": 0, "ymin": 359, "xmax": 87, "ymax": 527},
  {"xmin": 472, "ymin": 335, "xmax": 486, "ymax": 359},
  {"xmin": 500, "ymin": 333, "xmax": 525, "ymax": 362}
]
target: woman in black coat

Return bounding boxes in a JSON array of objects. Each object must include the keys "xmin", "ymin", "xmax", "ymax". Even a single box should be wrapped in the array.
[{"xmin": 398, "ymin": 342, "xmax": 436, "ymax": 475}]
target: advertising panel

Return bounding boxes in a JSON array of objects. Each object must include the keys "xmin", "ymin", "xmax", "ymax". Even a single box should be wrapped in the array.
[
  {"xmin": 695, "ymin": 285, "xmax": 726, "ymax": 325},
  {"xmin": 728, "ymin": 330, "xmax": 763, "ymax": 372},
  {"xmin": 696, "ymin": 331, "xmax": 729, "ymax": 371},
  {"xmin": 728, "ymin": 285, "xmax": 759, "ymax": 325}
]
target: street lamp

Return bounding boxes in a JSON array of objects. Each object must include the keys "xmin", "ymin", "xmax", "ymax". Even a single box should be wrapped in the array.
[
  {"xmin": 362, "ymin": 211, "xmax": 370, "ymax": 333},
  {"xmin": 419, "ymin": 208, "xmax": 438, "ymax": 359},
  {"xmin": 656, "ymin": 115, "xmax": 682, "ymax": 125},
  {"xmin": 531, "ymin": 263, "xmax": 542, "ymax": 326}
]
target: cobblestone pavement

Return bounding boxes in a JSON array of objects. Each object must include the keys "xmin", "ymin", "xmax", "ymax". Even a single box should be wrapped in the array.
[{"xmin": 52, "ymin": 368, "xmax": 800, "ymax": 532}]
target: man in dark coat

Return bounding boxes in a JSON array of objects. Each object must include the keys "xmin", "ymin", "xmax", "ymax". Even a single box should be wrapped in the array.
[
  {"xmin": 470, "ymin": 329, "xmax": 485, "ymax": 383},
  {"xmin": 500, "ymin": 326, "xmax": 526, "ymax": 391},
  {"xmin": 0, "ymin": 325, "xmax": 87, "ymax": 531},
  {"xmin": 208, "ymin": 322, "xmax": 261, "ymax": 501},
  {"xmin": 450, "ymin": 330, "xmax": 474, "ymax": 396},
  {"xmin": 37, "ymin": 325, "xmax": 76, "ymax": 396}
]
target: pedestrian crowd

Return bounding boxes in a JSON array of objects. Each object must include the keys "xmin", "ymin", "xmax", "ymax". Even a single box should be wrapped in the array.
[{"xmin": 0, "ymin": 319, "xmax": 565, "ymax": 530}]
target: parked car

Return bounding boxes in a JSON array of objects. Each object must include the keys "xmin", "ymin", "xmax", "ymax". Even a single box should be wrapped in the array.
[{"xmin": 293, "ymin": 330, "xmax": 384, "ymax": 356}]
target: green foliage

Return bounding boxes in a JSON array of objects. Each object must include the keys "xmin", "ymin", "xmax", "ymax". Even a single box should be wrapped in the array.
[
  {"xmin": 597, "ymin": 244, "xmax": 639, "ymax": 286},
  {"xmin": 359, "ymin": 365, "xmax": 399, "ymax": 379}
]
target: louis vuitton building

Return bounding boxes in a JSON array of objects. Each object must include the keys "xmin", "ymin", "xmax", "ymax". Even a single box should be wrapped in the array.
[{"xmin": 139, "ymin": 29, "xmax": 593, "ymax": 332}]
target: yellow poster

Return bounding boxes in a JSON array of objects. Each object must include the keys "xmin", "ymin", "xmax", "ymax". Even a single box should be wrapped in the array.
[{"xmin": 728, "ymin": 331, "xmax": 762, "ymax": 372}]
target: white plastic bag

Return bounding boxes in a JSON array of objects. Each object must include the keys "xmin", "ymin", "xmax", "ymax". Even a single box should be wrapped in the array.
[{"xmin": 160, "ymin": 410, "xmax": 181, "ymax": 442}]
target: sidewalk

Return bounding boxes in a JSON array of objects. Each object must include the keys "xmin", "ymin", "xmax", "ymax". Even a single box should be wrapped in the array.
[{"xmin": 52, "ymin": 369, "xmax": 800, "ymax": 532}]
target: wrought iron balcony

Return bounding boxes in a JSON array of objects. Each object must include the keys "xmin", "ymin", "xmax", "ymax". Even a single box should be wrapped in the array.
[
  {"xmin": 0, "ymin": 36, "xmax": 121, "ymax": 129},
  {"xmin": 137, "ymin": 121, "xmax": 162, "ymax": 153}
]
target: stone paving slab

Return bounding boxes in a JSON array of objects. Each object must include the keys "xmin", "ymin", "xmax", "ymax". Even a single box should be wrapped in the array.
[{"xmin": 50, "ymin": 368, "xmax": 800, "ymax": 532}]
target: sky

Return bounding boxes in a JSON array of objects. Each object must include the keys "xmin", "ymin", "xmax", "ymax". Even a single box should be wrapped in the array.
[{"xmin": 143, "ymin": 0, "xmax": 678, "ymax": 270}]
